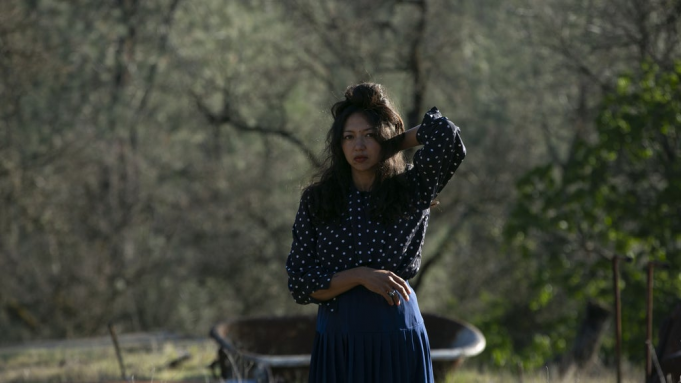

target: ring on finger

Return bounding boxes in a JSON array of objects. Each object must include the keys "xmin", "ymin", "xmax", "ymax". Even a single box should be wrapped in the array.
[{"xmin": 388, "ymin": 290, "xmax": 396, "ymax": 297}]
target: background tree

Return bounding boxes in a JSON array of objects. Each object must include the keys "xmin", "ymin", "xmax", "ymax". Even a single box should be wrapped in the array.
[
  {"xmin": 0, "ymin": 0, "xmax": 679, "ymax": 377},
  {"xmin": 507, "ymin": 60, "xmax": 681, "ymax": 366}
]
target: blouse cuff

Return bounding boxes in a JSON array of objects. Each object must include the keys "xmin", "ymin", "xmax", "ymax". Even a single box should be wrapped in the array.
[
  {"xmin": 416, "ymin": 106, "xmax": 443, "ymax": 145},
  {"xmin": 307, "ymin": 272, "xmax": 340, "ymax": 312},
  {"xmin": 307, "ymin": 271, "xmax": 334, "ymax": 304}
]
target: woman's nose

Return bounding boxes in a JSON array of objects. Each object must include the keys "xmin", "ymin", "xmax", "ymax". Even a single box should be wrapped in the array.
[{"xmin": 354, "ymin": 137, "xmax": 366, "ymax": 149}]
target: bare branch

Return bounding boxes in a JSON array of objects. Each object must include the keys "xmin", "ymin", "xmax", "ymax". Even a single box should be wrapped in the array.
[
  {"xmin": 192, "ymin": 92, "xmax": 322, "ymax": 168},
  {"xmin": 404, "ymin": 0, "xmax": 429, "ymax": 128},
  {"xmin": 132, "ymin": 0, "xmax": 182, "ymax": 126}
]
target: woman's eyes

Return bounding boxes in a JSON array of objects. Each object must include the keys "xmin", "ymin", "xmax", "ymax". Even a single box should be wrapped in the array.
[{"xmin": 343, "ymin": 132, "xmax": 376, "ymax": 140}]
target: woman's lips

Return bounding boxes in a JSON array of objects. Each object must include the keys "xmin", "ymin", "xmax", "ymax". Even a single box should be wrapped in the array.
[{"xmin": 354, "ymin": 156, "xmax": 368, "ymax": 163}]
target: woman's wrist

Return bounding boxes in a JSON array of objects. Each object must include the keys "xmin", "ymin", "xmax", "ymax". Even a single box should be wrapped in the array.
[
  {"xmin": 382, "ymin": 125, "xmax": 420, "ymax": 159},
  {"xmin": 382, "ymin": 135, "xmax": 405, "ymax": 159},
  {"xmin": 399, "ymin": 126, "xmax": 421, "ymax": 150},
  {"xmin": 344, "ymin": 266, "xmax": 368, "ymax": 285},
  {"xmin": 311, "ymin": 267, "xmax": 366, "ymax": 301}
]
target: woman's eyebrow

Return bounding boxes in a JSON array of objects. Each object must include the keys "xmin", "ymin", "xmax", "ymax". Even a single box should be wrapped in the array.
[{"xmin": 343, "ymin": 127, "xmax": 377, "ymax": 133}]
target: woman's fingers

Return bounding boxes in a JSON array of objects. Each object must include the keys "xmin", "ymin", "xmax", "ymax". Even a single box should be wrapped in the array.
[
  {"xmin": 383, "ymin": 290, "xmax": 396, "ymax": 305},
  {"xmin": 360, "ymin": 268, "xmax": 412, "ymax": 305},
  {"xmin": 388, "ymin": 290, "xmax": 399, "ymax": 306},
  {"xmin": 378, "ymin": 284, "xmax": 403, "ymax": 306},
  {"xmin": 392, "ymin": 283, "xmax": 410, "ymax": 302},
  {"xmin": 384, "ymin": 275, "xmax": 411, "ymax": 306},
  {"xmin": 388, "ymin": 275, "xmax": 411, "ymax": 301}
]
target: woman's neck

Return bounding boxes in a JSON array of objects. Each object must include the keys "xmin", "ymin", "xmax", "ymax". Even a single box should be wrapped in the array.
[{"xmin": 352, "ymin": 171, "xmax": 376, "ymax": 191}]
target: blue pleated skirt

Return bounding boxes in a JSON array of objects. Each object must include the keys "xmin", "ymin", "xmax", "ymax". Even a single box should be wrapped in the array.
[{"xmin": 309, "ymin": 282, "xmax": 434, "ymax": 383}]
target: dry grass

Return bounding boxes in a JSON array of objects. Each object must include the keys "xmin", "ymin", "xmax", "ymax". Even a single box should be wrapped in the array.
[
  {"xmin": 0, "ymin": 338, "xmax": 660, "ymax": 383},
  {"xmin": 445, "ymin": 365, "xmax": 646, "ymax": 383},
  {"xmin": 0, "ymin": 339, "xmax": 216, "ymax": 382}
]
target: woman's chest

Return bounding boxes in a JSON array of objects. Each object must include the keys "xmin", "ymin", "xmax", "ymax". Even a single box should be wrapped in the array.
[{"xmin": 313, "ymin": 202, "xmax": 428, "ymax": 270}]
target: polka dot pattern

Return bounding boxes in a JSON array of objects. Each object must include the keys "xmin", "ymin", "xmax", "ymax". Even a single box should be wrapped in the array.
[{"xmin": 286, "ymin": 107, "xmax": 466, "ymax": 307}]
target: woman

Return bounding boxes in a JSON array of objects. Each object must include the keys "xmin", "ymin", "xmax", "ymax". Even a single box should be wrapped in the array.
[{"xmin": 286, "ymin": 82, "xmax": 466, "ymax": 383}]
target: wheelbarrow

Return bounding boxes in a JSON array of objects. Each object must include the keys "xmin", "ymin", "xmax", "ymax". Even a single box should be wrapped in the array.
[{"xmin": 209, "ymin": 313, "xmax": 485, "ymax": 382}]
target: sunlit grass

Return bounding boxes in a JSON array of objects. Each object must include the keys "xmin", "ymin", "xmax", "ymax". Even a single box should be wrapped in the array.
[
  {"xmin": 0, "ymin": 340, "xmax": 652, "ymax": 383},
  {"xmin": 0, "ymin": 340, "xmax": 216, "ymax": 382},
  {"xmin": 446, "ymin": 363, "xmax": 645, "ymax": 383}
]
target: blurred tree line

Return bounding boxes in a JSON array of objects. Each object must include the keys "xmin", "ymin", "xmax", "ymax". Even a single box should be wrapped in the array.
[{"xmin": 0, "ymin": 0, "xmax": 679, "ymax": 373}]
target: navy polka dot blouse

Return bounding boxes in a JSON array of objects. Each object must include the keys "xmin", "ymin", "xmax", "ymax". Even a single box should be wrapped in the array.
[{"xmin": 286, "ymin": 107, "xmax": 466, "ymax": 308}]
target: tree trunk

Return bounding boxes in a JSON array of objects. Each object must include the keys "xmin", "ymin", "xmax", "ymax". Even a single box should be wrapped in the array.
[{"xmin": 559, "ymin": 301, "xmax": 611, "ymax": 380}]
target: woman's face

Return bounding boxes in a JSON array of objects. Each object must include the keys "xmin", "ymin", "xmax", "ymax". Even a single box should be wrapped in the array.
[{"xmin": 342, "ymin": 112, "xmax": 381, "ymax": 177}]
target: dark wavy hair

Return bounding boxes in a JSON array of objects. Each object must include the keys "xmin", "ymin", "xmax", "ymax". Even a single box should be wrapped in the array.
[{"xmin": 305, "ymin": 83, "xmax": 414, "ymax": 223}]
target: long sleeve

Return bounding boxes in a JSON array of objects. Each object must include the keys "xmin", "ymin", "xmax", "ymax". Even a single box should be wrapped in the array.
[
  {"xmin": 285, "ymin": 190, "xmax": 334, "ymax": 305},
  {"xmin": 411, "ymin": 107, "xmax": 466, "ymax": 209}
]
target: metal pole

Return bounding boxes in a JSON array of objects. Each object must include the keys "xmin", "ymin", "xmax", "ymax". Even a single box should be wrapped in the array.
[
  {"xmin": 612, "ymin": 256, "xmax": 622, "ymax": 383},
  {"xmin": 644, "ymin": 261, "xmax": 670, "ymax": 383},
  {"xmin": 108, "ymin": 322, "xmax": 127, "ymax": 380},
  {"xmin": 646, "ymin": 262, "xmax": 654, "ymax": 380}
]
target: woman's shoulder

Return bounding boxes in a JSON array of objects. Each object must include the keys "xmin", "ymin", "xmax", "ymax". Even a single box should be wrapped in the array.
[
  {"xmin": 296, "ymin": 185, "xmax": 315, "ymax": 208},
  {"xmin": 300, "ymin": 182, "xmax": 325, "ymax": 200},
  {"xmin": 298, "ymin": 182, "xmax": 336, "ymax": 213}
]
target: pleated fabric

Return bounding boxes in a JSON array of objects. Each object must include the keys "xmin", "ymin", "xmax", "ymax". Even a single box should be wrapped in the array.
[{"xmin": 309, "ymin": 282, "xmax": 434, "ymax": 383}]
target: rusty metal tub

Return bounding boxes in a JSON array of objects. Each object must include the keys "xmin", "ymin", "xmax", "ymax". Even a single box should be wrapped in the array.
[{"xmin": 209, "ymin": 313, "xmax": 485, "ymax": 382}]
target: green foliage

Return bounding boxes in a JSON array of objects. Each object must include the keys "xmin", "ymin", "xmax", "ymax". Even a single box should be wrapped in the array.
[
  {"xmin": 506, "ymin": 61, "xmax": 681, "ymax": 363},
  {"xmin": 1, "ymin": 2, "xmax": 680, "ymax": 379}
]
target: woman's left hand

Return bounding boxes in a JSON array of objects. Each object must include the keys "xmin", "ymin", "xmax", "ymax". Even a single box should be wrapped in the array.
[
  {"xmin": 309, "ymin": 267, "xmax": 411, "ymax": 306},
  {"xmin": 356, "ymin": 267, "xmax": 411, "ymax": 306}
]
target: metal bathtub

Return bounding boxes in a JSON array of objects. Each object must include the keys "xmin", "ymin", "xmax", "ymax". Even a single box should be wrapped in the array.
[{"xmin": 209, "ymin": 313, "xmax": 485, "ymax": 382}]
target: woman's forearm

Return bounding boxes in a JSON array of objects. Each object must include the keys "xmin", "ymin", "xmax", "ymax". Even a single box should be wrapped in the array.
[
  {"xmin": 399, "ymin": 125, "xmax": 420, "ymax": 150},
  {"xmin": 382, "ymin": 126, "xmax": 421, "ymax": 160},
  {"xmin": 309, "ymin": 267, "xmax": 368, "ymax": 301},
  {"xmin": 309, "ymin": 266, "xmax": 412, "ymax": 305}
]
